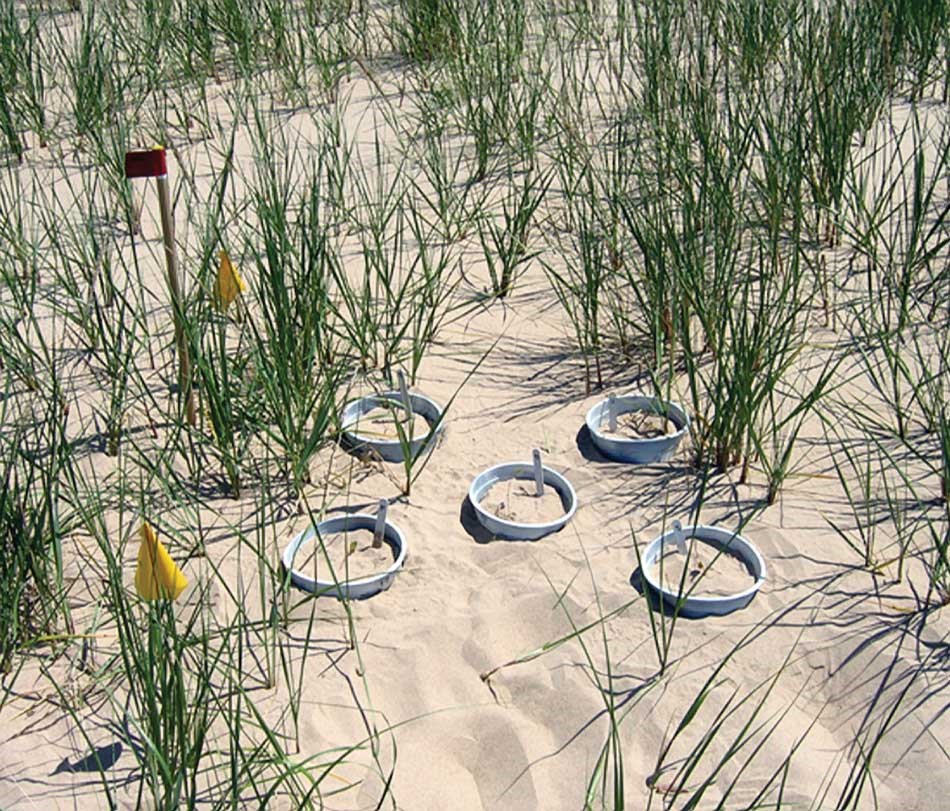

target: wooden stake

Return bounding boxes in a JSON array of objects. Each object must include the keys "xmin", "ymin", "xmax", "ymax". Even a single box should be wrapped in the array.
[
  {"xmin": 532, "ymin": 448, "xmax": 544, "ymax": 497},
  {"xmin": 397, "ymin": 370, "xmax": 412, "ymax": 423},
  {"xmin": 373, "ymin": 499, "xmax": 388, "ymax": 549},
  {"xmin": 156, "ymin": 174, "xmax": 196, "ymax": 426},
  {"xmin": 672, "ymin": 520, "xmax": 687, "ymax": 555}
]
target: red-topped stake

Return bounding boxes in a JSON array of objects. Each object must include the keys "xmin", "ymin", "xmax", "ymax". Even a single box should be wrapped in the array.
[
  {"xmin": 125, "ymin": 145, "xmax": 196, "ymax": 426},
  {"xmin": 124, "ymin": 147, "xmax": 167, "ymax": 179}
]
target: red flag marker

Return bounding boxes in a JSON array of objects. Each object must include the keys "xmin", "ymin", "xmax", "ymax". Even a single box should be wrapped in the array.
[{"xmin": 124, "ymin": 148, "xmax": 167, "ymax": 179}]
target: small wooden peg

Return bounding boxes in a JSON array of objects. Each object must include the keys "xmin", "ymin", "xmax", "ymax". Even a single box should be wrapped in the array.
[
  {"xmin": 532, "ymin": 448, "xmax": 544, "ymax": 497},
  {"xmin": 373, "ymin": 499, "xmax": 388, "ymax": 548}
]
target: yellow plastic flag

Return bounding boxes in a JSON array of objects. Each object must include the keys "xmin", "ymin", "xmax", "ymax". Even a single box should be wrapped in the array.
[
  {"xmin": 135, "ymin": 522, "xmax": 187, "ymax": 601},
  {"xmin": 213, "ymin": 250, "xmax": 246, "ymax": 311}
]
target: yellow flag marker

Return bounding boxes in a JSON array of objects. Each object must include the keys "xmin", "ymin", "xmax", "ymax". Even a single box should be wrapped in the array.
[
  {"xmin": 135, "ymin": 522, "xmax": 187, "ymax": 601},
  {"xmin": 214, "ymin": 250, "xmax": 246, "ymax": 311}
]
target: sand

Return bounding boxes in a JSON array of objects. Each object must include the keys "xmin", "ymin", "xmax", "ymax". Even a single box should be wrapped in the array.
[
  {"xmin": 481, "ymin": 480, "xmax": 568, "ymax": 524},
  {"xmin": 599, "ymin": 410, "xmax": 676, "ymax": 439},
  {"xmin": 649, "ymin": 541, "xmax": 756, "ymax": 597},
  {"xmin": 352, "ymin": 405, "xmax": 432, "ymax": 442},
  {"xmin": 294, "ymin": 527, "xmax": 397, "ymax": 581}
]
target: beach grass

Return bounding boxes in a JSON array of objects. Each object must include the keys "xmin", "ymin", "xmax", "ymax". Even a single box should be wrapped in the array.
[{"xmin": 0, "ymin": 0, "xmax": 948, "ymax": 806}]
